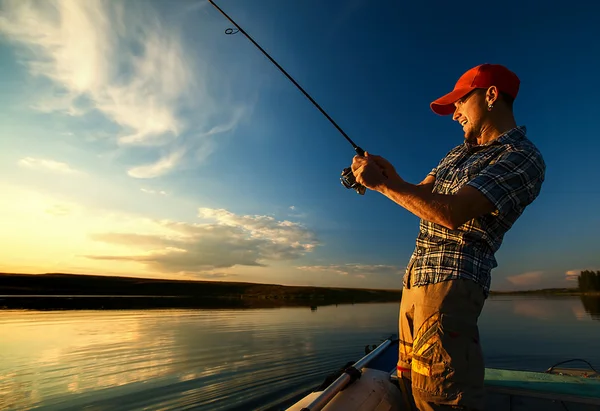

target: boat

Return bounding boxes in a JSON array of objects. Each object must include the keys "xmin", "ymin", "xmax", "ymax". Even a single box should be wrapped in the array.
[{"xmin": 283, "ymin": 337, "xmax": 600, "ymax": 411}]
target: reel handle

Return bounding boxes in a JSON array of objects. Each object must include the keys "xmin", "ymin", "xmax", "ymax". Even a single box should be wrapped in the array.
[
  {"xmin": 340, "ymin": 168, "xmax": 366, "ymax": 195},
  {"xmin": 340, "ymin": 145, "xmax": 367, "ymax": 195}
]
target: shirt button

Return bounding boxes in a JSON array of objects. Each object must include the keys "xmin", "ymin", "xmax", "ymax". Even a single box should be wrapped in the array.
[{"xmin": 417, "ymin": 249, "xmax": 422, "ymax": 255}]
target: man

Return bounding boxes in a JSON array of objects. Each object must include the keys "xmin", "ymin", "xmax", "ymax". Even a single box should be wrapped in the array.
[{"xmin": 351, "ymin": 63, "xmax": 546, "ymax": 410}]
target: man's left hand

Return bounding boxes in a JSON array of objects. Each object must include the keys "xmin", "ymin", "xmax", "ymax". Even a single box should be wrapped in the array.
[{"xmin": 351, "ymin": 152, "xmax": 389, "ymax": 191}]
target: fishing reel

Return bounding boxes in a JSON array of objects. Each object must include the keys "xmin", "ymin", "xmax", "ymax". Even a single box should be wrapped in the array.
[
  {"xmin": 341, "ymin": 167, "xmax": 366, "ymax": 195},
  {"xmin": 340, "ymin": 145, "xmax": 367, "ymax": 195}
]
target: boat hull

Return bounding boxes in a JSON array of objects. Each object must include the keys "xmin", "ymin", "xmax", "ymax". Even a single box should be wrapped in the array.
[
  {"xmin": 284, "ymin": 339, "xmax": 600, "ymax": 411},
  {"xmin": 286, "ymin": 368, "xmax": 402, "ymax": 411}
]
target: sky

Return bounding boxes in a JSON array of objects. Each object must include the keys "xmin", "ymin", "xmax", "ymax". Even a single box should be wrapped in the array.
[{"xmin": 0, "ymin": 0, "xmax": 598, "ymax": 291}]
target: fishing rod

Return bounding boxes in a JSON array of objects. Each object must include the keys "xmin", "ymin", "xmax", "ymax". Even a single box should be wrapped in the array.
[{"xmin": 207, "ymin": 0, "xmax": 367, "ymax": 195}]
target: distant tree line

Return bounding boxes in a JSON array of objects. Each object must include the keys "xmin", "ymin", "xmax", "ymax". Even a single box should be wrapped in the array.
[{"xmin": 578, "ymin": 270, "xmax": 600, "ymax": 292}]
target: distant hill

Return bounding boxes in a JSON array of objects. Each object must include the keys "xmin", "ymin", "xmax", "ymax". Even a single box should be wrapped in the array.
[
  {"xmin": 0, "ymin": 272, "xmax": 403, "ymax": 310},
  {"xmin": 0, "ymin": 272, "xmax": 587, "ymax": 310}
]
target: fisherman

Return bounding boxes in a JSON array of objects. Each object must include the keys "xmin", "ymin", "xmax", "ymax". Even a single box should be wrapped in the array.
[{"xmin": 351, "ymin": 63, "xmax": 546, "ymax": 410}]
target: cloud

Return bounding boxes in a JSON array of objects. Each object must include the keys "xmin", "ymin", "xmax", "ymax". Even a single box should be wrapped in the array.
[
  {"xmin": 196, "ymin": 106, "xmax": 246, "ymax": 139},
  {"xmin": 18, "ymin": 157, "xmax": 81, "ymax": 174},
  {"xmin": 197, "ymin": 208, "xmax": 317, "ymax": 245},
  {"xmin": 127, "ymin": 149, "xmax": 185, "ymax": 179},
  {"xmin": 506, "ymin": 271, "xmax": 544, "ymax": 286},
  {"xmin": 45, "ymin": 204, "xmax": 74, "ymax": 217},
  {"xmin": 566, "ymin": 270, "xmax": 580, "ymax": 282},
  {"xmin": 196, "ymin": 272, "xmax": 238, "ymax": 279},
  {"xmin": 566, "ymin": 268, "xmax": 600, "ymax": 282},
  {"xmin": 0, "ymin": 0, "xmax": 246, "ymax": 178},
  {"xmin": 86, "ymin": 207, "xmax": 319, "ymax": 274},
  {"xmin": 287, "ymin": 205, "xmax": 307, "ymax": 219},
  {"xmin": 296, "ymin": 264, "xmax": 404, "ymax": 278},
  {"xmin": 140, "ymin": 188, "xmax": 167, "ymax": 196},
  {"xmin": 0, "ymin": 0, "xmax": 185, "ymax": 143}
]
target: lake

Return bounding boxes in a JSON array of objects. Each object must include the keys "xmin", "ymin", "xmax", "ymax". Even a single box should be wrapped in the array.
[{"xmin": 1, "ymin": 295, "xmax": 599, "ymax": 410}]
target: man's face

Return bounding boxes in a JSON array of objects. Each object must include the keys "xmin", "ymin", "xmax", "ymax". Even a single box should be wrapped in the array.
[{"xmin": 452, "ymin": 89, "xmax": 488, "ymax": 143}]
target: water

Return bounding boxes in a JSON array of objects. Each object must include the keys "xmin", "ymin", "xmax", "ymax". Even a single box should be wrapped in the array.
[{"xmin": 1, "ymin": 295, "xmax": 599, "ymax": 410}]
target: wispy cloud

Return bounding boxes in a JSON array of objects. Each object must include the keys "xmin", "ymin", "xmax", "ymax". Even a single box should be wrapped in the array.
[
  {"xmin": 0, "ymin": 0, "xmax": 247, "ymax": 178},
  {"xmin": 140, "ymin": 188, "xmax": 168, "ymax": 196},
  {"xmin": 566, "ymin": 268, "xmax": 599, "ymax": 282},
  {"xmin": 506, "ymin": 271, "xmax": 544, "ymax": 286},
  {"xmin": 86, "ymin": 208, "xmax": 319, "ymax": 274},
  {"xmin": 566, "ymin": 270, "xmax": 580, "ymax": 282},
  {"xmin": 196, "ymin": 272, "xmax": 238, "ymax": 279},
  {"xmin": 45, "ymin": 204, "xmax": 75, "ymax": 217},
  {"xmin": 296, "ymin": 264, "xmax": 404, "ymax": 278},
  {"xmin": 127, "ymin": 149, "xmax": 185, "ymax": 179},
  {"xmin": 18, "ymin": 157, "xmax": 81, "ymax": 175},
  {"xmin": 286, "ymin": 205, "xmax": 308, "ymax": 219},
  {"xmin": 0, "ymin": 0, "xmax": 186, "ymax": 143}
]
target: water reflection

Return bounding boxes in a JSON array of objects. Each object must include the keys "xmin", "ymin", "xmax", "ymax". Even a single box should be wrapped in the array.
[
  {"xmin": 0, "ymin": 311, "xmax": 178, "ymax": 410},
  {"xmin": 0, "ymin": 305, "xmax": 397, "ymax": 411},
  {"xmin": 485, "ymin": 295, "xmax": 600, "ymax": 323},
  {"xmin": 580, "ymin": 295, "xmax": 600, "ymax": 320},
  {"xmin": 512, "ymin": 299, "xmax": 553, "ymax": 320},
  {"xmin": 1, "ymin": 298, "xmax": 599, "ymax": 410},
  {"xmin": 470, "ymin": 296, "xmax": 600, "ymax": 372}
]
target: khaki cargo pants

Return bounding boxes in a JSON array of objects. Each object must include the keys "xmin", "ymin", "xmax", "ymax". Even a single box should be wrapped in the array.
[{"xmin": 397, "ymin": 276, "xmax": 486, "ymax": 411}]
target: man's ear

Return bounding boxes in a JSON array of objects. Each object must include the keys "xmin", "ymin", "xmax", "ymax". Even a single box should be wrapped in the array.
[{"xmin": 486, "ymin": 86, "xmax": 499, "ymax": 106}]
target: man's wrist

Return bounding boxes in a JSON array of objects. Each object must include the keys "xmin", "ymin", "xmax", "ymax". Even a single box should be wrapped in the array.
[{"xmin": 378, "ymin": 175, "xmax": 406, "ymax": 195}]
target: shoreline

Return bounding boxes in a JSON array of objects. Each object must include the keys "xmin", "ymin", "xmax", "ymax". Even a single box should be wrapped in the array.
[
  {"xmin": 1, "ymin": 272, "xmax": 597, "ymax": 310},
  {"xmin": 0, "ymin": 295, "xmax": 384, "ymax": 310},
  {"xmin": 0, "ymin": 272, "xmax": 402, "ymax": 310}
]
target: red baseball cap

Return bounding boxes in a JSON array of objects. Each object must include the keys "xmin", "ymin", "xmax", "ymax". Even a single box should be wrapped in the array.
[{"xmin": 430, "ymin": 64, "xmax": 520, "ymax": 116}]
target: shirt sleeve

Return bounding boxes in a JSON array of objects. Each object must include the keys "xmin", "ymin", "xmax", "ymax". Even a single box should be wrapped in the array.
[
  {"xmin": 427, "ymin": 165, "xmax": 438, "ymax": 178},
  {"xmin": 466, "ymin": 149, "xmax": 546, "ymax": 214}
]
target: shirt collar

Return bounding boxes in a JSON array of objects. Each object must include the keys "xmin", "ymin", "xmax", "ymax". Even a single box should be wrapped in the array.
[{"xmin": 464, "ymin": 125, "xmax": 527, "ymax": 151}]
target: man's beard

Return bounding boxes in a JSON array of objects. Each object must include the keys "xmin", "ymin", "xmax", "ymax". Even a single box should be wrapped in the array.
[
  {"xmin": 464, "ymin": 130, "xmax": 479, "ymax": 144},
  {"xmin": 465, "ymin": 134, "xmax": 478, "ymax": 144}
]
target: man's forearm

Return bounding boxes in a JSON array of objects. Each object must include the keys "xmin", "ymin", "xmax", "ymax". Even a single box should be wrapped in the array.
[{"xmin": 378, "ymin": 178, "xmax": 457, "ymax": 229}]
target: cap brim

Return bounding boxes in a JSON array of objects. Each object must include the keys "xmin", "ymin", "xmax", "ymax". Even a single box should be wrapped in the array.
[{"xmin": 430, "ymin": 87, "xmax": 474, "ymax": 116}]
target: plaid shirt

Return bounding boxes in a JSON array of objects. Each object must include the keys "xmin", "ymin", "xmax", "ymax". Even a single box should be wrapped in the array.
[{"xmin": 404, "ymin": 126, "xmax": 545, "ymax": 297}]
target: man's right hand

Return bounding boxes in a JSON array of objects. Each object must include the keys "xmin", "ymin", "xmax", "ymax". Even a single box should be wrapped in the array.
[{"xmin": 367, "ymin": 154, "xmax": 399, "ymax": 180}]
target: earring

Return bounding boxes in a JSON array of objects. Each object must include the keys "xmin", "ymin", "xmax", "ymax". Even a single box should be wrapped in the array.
[{"xmin": 487, "ymin": 104, "xmax": 494, "ymax": 111}]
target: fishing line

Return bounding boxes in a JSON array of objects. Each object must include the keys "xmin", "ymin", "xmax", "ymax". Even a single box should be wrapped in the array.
[{"xmin": 208, "ymin": 0, "xmax": 367, "ymax": 195}]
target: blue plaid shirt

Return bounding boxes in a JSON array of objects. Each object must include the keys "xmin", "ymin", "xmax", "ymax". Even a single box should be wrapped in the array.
[{"xmin": 404, "ymin": 126, "xmax": 545, "ymax": 297}]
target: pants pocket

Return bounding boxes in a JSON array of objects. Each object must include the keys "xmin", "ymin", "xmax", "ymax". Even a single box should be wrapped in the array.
[{"xmin": 411, "ymin": 313, "xmax": 481, "ymax": 403}]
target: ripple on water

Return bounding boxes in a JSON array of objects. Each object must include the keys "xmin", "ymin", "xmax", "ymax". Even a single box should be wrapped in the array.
[{"xmin": 1, "ymin": 298, "xmax": 599, "ymax": 410}]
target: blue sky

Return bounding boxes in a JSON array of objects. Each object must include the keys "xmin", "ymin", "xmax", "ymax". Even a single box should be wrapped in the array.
[{"xmin": 0, "ymin": 0, "xmax": 598, "ymax": 291}]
